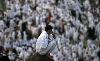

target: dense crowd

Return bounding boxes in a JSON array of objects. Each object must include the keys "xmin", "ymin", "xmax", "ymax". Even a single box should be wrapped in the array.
[{"xmin": 0, "ymin": 0, "xmax": 100, "ymax": 61}]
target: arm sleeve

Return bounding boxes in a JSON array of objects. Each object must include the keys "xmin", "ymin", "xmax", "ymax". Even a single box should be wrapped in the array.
[{"xmin": 39, "ymin": 40, "xmax": 56, "ymax": 55}]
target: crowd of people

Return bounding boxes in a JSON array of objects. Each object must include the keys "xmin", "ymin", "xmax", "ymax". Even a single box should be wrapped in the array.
[{"xmin": 0, "ymin": 0, "xmax": 100, "ymax": 61}]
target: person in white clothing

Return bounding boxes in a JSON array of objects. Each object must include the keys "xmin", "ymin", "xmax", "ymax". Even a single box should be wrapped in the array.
[{"xmin": 33, "ymin": 25, "xmax": 56, "ymax": 61}]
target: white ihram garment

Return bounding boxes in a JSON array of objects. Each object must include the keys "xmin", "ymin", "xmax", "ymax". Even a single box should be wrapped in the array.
[{"xmin": 36, "ymin": 31, "xmax": 56, "ymax": 55}]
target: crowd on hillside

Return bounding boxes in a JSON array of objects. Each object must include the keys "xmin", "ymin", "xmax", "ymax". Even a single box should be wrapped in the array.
[{"xmin": 0, "ymin": 0, "xmax": 100, "ymax": 61}]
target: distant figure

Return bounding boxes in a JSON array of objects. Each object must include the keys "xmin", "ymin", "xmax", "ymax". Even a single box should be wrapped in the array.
[
  {"xmin": 55, "ymin": 0, "xmax": 59, "ymax": 6},
  {"xmin": 97, "ymin": 50, "xmax": 100, "ymax": 61},
  {"xmin": 0, "ymin": 46, "xmax": 10, "ymax": 61},
  {"xmin": 87, "ymin": 27, "xmax": 97, "ymax": 40},
  {"xmin": 0, "ymin": 46, "xmax": 4, "ymax": 53}
]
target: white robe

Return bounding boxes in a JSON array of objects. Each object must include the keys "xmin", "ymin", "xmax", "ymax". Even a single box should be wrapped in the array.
[{"xmin": 36, "ymin": 31, "xmax": 56, "ymax": 55}]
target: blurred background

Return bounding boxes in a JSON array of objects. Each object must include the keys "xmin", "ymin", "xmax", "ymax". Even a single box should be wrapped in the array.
[{"xmin": 0, "ymin": 0, "xmax": 100, "ymax": 61}]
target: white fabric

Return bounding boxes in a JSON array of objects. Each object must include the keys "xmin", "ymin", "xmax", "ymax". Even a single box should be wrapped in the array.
[
  {"xmin": 36, "ymin": 31, "xmax": 56, "ymax": 55},
  {"xmin": 36, "ymin": 31, "xmax": 49, "ymax": 54}
]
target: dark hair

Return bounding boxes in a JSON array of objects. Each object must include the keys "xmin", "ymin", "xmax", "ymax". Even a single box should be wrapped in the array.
[
  {"xmin": 78, "ymin": 57, "xmax": 84, "ymax": 61},
  {"xmin": 45, "ymin": 25, "xmax": 53, "ymax": 32},
  {"xmin": 97, "ymin": 51, "xmax": 100, "ymax": 58}
]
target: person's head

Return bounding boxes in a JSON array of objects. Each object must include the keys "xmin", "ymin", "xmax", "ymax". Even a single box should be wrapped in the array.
[
  {"xmin": 45, "ymin": 25, "xmax": 53, "ymax": 35},
  {"xmin": 78, "ymin": 57, "xmax": 85, "ymax": 61}
]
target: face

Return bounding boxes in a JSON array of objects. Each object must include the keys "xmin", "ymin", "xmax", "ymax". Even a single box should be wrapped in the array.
[{"xmin": 48, "ymin": 29, "xmax": 53, "ymax": 35}]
